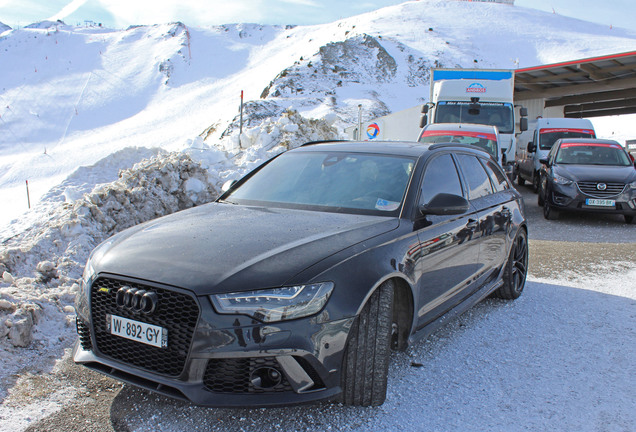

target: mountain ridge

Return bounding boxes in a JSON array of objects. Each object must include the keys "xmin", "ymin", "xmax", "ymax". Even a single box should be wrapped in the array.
[{"xmin": 1, "ymin": 0, "xmax": 635, "ymax": 224}]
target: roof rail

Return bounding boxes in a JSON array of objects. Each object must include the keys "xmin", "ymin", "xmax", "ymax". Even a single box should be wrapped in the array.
[
  {"xmin": 428, "ymin": 143, "xmax": 490, "ymax": 154},
  {"xmin": 299, "ymin": 139, "xmax": 348, "ymax": 147}
]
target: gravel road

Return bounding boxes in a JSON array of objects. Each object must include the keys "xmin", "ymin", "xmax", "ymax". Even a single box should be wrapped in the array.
[{"xmin": 6, "ymin": 185, "xmax": 636, "ymax": 432}]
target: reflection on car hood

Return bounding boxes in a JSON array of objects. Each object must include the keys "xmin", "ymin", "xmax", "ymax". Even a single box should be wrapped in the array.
[
  {"xmin": 95, "ymin": 203, "xmax": 399, "ymax": 295},
  {"xmin": 557, "ymin": 164, "xmax": 636, "ymax": 183}
]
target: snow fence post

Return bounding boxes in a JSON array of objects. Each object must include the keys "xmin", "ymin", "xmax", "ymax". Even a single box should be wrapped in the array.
[
  {"xmin": 239, "ymin": 90, "xmax": 244, "ymax": 149},
  {"xmin": 26, "ymin": 180, "xmax": 31, "ymax": 209}
]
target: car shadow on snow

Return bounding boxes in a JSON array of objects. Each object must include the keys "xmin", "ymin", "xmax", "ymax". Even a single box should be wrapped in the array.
[{"xmin": 108, "ymin": 280, "xmax": 636, "ymax": 432}]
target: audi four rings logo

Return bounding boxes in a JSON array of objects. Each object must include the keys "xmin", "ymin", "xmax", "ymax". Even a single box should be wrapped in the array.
[
  {"xmin": 116, "ymin": 286, "xmax": 158, "ymax": 314},
  {"xmin": 597, "ymin": 183, "xmax": 607, "ymax": 191}
]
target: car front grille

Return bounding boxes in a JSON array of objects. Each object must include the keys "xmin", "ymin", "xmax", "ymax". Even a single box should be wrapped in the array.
[
  {"xmin": 203, "ymin": 358, "xmax": 293, "ymax": 394},
  {"xmin": 76, "ymin": 318, "xmax": 92, "ymax": 350},
  {"xmin": 91, "ymin": 277, "xmax": 200, "ymax": 377},
  {"xmin": 577, "ymin": 181, "xmax": 625, "ymax": 198}
]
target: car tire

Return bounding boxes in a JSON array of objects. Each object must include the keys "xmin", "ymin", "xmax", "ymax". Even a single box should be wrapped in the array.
[
  {"xmin": 340, "ymin": 281, "xmax": 394, "ymax": 407},
  {"xmin": 543, "ymin": 201, "xmax": 559, "ymax": 220},
  {"xmin": 625, "ymin": 215, "xmax": 635, "ymax": 224},
  {"xmin": 532, "ymin": 172, "xmax": 539, "ymax": 193},
  {"xmin": 493, "ymin": 228, "xmax": 528, "ymax": 300},
  {"xmin": 537, "ymin": 186, "xmax": 544, "ymax": 207},
  {"xmin": 517, "ymin": 175, "xmax": 525, "ymax": 186}
]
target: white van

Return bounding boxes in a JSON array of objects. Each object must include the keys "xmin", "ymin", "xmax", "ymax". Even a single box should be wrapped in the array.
[{"xmin": 516, "ymin": 118, "xmax": 595, "ymax": 191}]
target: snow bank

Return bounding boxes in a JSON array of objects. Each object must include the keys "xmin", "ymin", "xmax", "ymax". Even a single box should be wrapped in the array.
[
  {"xmin": 0, "ymin": 152, "xmax": 216, "ymax": 349},
  {"xmin": 0, "ymin": 109, "xmax": 337, "ymax": 352}
]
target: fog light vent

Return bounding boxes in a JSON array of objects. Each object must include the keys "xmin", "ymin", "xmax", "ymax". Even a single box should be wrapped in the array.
[
  {"xmin": 250, "ymin": 367, "xmax": 282, "ymax": 389},
  {"xmin": 203, "ymin": 357, "xmax": 293, "ymax": 394}
]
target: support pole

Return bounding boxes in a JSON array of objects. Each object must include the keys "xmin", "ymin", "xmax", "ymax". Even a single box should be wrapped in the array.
[
  {"xmin": 26, "ymin": 180, "xmax": 31, "ymax": 209},
  {"xmin": 239, "ymin": 90, "xmax": 244, "ymax": 149},
  {"xmin": 357, "ymin": 104, "xmax": 363, "ymax": 141}
]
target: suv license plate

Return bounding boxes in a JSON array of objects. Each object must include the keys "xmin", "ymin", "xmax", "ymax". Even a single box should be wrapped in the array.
[
  {"xmin": 585, "ymin": 198, "xmax": 615, "ymax": 207},
  {"xmin": 107, "ymin": 314, "xmax": 167, "ymax": 348}
]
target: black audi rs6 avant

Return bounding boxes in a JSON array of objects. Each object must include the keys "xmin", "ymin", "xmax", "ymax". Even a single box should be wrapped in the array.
[{"xmin": 74, "ymin": 140, "xmax": 528, "ymax": 407}]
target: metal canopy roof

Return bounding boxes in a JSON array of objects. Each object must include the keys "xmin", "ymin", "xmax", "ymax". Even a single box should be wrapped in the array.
[{"xmin": 514, "ymin": 51, "xmax": 636, "ymax": 118}]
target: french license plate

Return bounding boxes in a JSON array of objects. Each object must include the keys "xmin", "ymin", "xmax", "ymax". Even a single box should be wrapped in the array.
[
  {"xmin": 107, "ymin": 314, "xmax": 167, "ymax": 348},
  {"xmin": 585, "ymin": 198, "xmax": 615, "ymax": 207}
]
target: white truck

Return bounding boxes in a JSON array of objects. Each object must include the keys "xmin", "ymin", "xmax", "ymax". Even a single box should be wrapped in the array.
[
  {"xmin": 422, "ymin": 68, "xmax": 527, "ymax": 178},
  {"xmin": 346, "ymin": 68, "xmax": 527, "ymax": 177},
  {"xmin": 515, "ymin": 117, "xmax": 596, "ymax": 191}
]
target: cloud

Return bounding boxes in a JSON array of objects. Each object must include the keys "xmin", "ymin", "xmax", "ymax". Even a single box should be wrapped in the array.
[
  {"xmin": 279, "ymin": 0, "xmax": 320, "ymax": 7},
  {"xmin": 96, "ymin": 0, "xmax": 265, "ymax": 26},
  {"xmin": 47, "ymin": 0, "xmax": 89, "ymax": 21}
]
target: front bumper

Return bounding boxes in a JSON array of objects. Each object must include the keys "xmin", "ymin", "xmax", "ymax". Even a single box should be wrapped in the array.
[
  {"xmin": 74, "ymin": 274, "xmax": 354, "ymax": 407},
  {"xmin": 548, "ymin": 182, "xmax": 636, "ymax": 216}
]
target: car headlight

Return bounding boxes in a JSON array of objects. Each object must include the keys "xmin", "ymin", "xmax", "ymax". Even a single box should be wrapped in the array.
[
  {"xmin": 79, "ymin": 240, "xmax": 112, "ymax": 293},
  {"xmin": 629, "ymin": 180, "xmax": 636, "ymax": 189},
  {"xmin": 81, "ymin": 260, "xmax": 96, "ymax": 289},
  {"xmin": 552, "ymin": 173, "xmax": 573, "ymax": 185},
  {"xmin": 210, "ymin": 282, "xmax": 334, "ymax": 323}
]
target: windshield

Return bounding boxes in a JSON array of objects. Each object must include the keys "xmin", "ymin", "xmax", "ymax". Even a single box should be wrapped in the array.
[
  {"xmin": 226, "ymin": 151, "xmax": 416, "ymax": 215},
  {"xmin": 539, "ymin": 128, "xmax": 595, "ymax": 150},
  {"xmin": 555, "ymin": 143, "xmax": 632, "ymax": 166},
  {"xmin": 418, "ymin": 130, "xmax": 498, "ymax": 158},
  {"xmin": 435, "ymin": 102, "xmax": 514, "ymax": 134}
]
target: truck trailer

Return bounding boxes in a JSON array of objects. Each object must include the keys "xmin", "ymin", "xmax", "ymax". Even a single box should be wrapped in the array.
[{"xmin": 423, "ymin": 68, "xmax": 527, "ymax": 178}]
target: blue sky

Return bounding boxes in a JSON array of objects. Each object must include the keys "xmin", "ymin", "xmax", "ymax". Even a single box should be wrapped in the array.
[{"xmin": 0, "ymin": 0, "xmax": 633, "ymax": 31}]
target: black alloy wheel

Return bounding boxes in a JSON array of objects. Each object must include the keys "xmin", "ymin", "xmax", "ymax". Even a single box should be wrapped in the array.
[{"xmin": 493, "ymin": 229, "xmax": 528, "ymax": 300}]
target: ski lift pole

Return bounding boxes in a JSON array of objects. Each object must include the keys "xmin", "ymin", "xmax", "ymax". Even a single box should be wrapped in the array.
[
  {"xmin": 357, "ymin": 104, "xmax": 363, "ymax": 140},
  {"xmin": 239, "ymin": 90, "xmax": 244, "ymax": 149},
  {"xmin": 26, "ymin": 180, "xmax": 31, "ymax": 209}
]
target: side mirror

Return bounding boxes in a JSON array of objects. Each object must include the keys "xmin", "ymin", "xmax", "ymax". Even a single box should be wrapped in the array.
[
  {"xmin": 421, "ymin": 105, "xmax": 429, "ymax": 114},
  {"xmin": 221, "ymin": 179, "xmax": 238, "ymax": 193},
  {"xmin": 519, "ymin": 117, "xmax": 528, "ymax": 132},
  {"xmin": 419, "ymin": 193, "xmax": 470, "ymax": 216},
  {"xmin": 527, "ymin": 142, "xmax": 535, "ymax": 153},
  {"xmin": 420, "ymin": 115, "xmax": 428, "ymax": 128},
  {"xmin": 519, "ymin": 107, "xmax": 528, "ymax": 117},
  {"xmin": 539, "ymin": 158, "xmax": 549, "ymax": 166}
]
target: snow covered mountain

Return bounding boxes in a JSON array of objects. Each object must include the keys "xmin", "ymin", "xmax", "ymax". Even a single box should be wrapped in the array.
[{"xmin": 2, "ymin": 0, "xmax": 636, "ymax": 228}]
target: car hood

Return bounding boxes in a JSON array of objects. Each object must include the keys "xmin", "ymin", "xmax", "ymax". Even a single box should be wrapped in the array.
[
  {"xmin": 557, "ymin": 164, "xmax": 636, "ymax": 183},
  {"xmin": 94, "ymin": 203, "xmax": 400, "ymax": 295}
]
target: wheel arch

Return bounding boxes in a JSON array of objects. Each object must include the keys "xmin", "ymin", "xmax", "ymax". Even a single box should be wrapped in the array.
[{"xmin": 353, "ymin": 274, "xmax": 415, "ymax": 352}]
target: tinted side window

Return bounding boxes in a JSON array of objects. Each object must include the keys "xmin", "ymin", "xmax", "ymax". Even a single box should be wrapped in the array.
[
  {"xmin": 456, "ymin": 154, "xmax": 494, "ymax": 199},
  {"xmin": 420, "ymin": 154, "xmax": 463, "ymax": 205},
  {"xmin": 483, "ymin": 159, "xmax": 509, "ymax": 192},
  {"xmin": 547, "ymin": 141, "xmax": 560, "ymax": 164}
]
